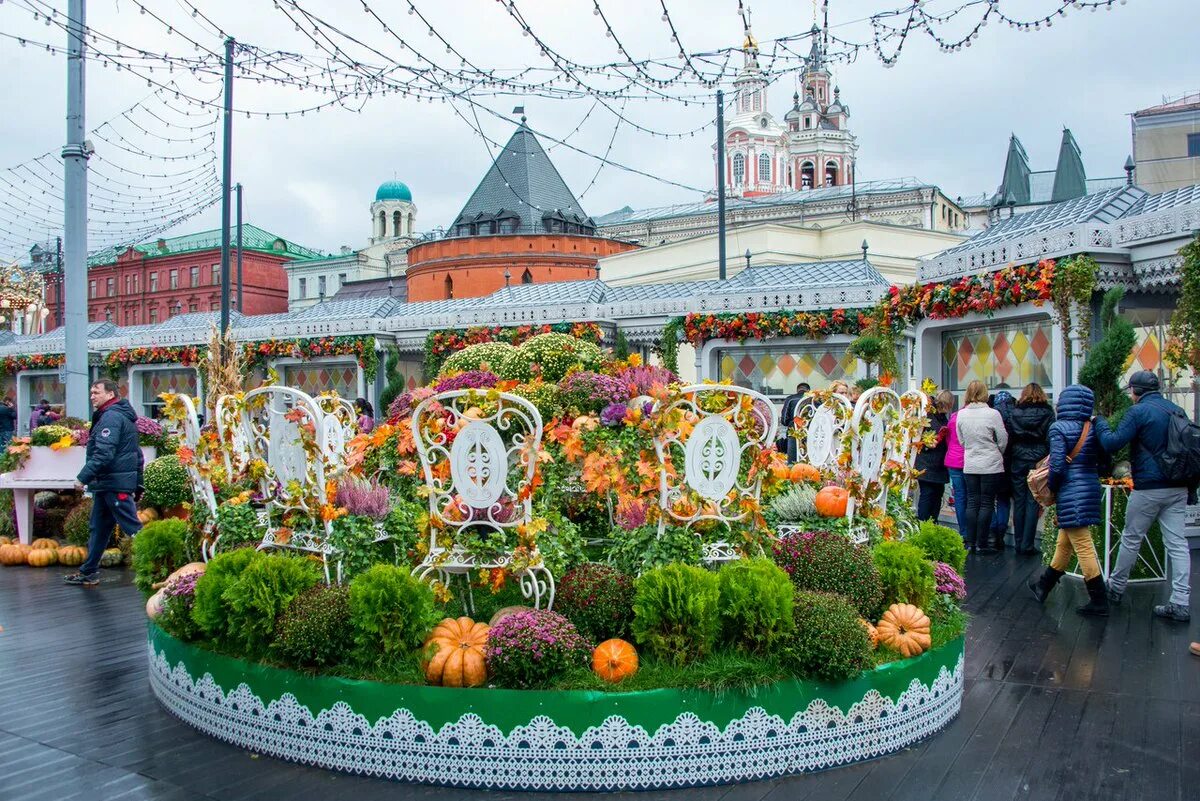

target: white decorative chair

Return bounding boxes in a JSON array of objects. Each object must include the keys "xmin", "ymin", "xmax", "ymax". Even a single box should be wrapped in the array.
[
  {"xmin": 215, "ymin": 393, "xmax": 250, "ymax": 483},
  {"xmin": 409, "ymin": 390, "xmax": 553, "ymax": 610},
  {"xmin": 315, "ymin": 394, "xmax": 358, "ymax": 479},
  {"xmin": 653, "ymin": 385, "xmax": 778, "ymax": 565},
  {"xmin": 238, "ymin": 386, "xmax": 336, "ymax": 582},
  {"xmin": 793, "ymin": 390, "xmax": 854, "ymax": 470},
  {"xmin": 846, "ymin": 386, "xmax": 902, "ymax": 539},
  {"xmin": 172, "ymin": 395, "xmax": 220, "ymax": 562}
]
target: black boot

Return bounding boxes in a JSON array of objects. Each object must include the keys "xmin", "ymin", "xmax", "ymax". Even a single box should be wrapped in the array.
[
  {"xmin": 1076, "ymin": 576, "xmax": 1110, "ymax": 617},
  {"xmin": 1028, "ymin": 567, "xmax": 1064, "ymax": 603}
]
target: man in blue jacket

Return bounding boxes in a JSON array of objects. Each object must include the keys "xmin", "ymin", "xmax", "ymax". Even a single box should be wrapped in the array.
[
  {"xmin": 63, "ymin": 379, "xmax": 144, "ymax": 586},
  {"xmin": 1095, "ymin": 370, "xmax": 1192, "ymax": 622}
]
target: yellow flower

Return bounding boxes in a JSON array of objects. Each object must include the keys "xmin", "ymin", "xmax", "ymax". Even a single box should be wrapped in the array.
[
  {"xmin": 50, "ymin": 434, "xmax": 74, "ymax": 451},
  {"xmin": 627, "ymin": 353, "xmax": 643, "ymax": 367}
]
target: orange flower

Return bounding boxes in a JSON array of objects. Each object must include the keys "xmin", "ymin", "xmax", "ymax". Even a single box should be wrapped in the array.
[
  {"xmin": 320, "ymin": 504, "xmax": 347, "ymax": 523},
  {"xmin": 176, "ymin": 445, "xmax": 195, "ymax": 466}
]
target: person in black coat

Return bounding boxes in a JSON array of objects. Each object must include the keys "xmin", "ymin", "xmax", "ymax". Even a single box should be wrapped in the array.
[
  {"xmin": 915, "ymin": 390, "xmax": 954, "ymax": 522},
  {"xmin": 1028, "ymin": 384, "xmax": 1107, "ymax": 616},
  {"xmin": 779, "ymin": 382, "xmax": 811, "ymax": 463},
  {"xmin": 0, "ymin": 397, "xmax": 15, "ymax": 450},
  {"xmin": 1007, "ymin": 383, "xmax": 1055, "ymax": 554},
  {"xmin": 989, "ymin": 387, "xmax": 1017, "ymax": 547},
  {"xmin": 64, "ymin": 379, "xmax": 144, "ymax": 586}
]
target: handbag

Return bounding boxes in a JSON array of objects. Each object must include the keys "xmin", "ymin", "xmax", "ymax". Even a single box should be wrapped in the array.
[{"xmin": 1028, "ymin": 421, "xmax": 1090, "ymax": 507}]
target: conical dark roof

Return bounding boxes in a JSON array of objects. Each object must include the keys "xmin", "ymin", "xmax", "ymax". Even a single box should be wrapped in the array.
[
  {"xmin": 1051, "ymin": 128, "xmax": 1088, "ymax": 203},
  {"xmin": 450, "ymin": 123, "xmax": 593, "ymax": 235},
  {"xmin": 995, "ymin": 134, "xmax": 1032, "ymax": 206}
]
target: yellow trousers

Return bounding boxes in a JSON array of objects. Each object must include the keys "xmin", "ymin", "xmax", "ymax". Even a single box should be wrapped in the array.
[{"xmin": 1050, "ymin": 526, "xmax": 1101, "ymax": 580}]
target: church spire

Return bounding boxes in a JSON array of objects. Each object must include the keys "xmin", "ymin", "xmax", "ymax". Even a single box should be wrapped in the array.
[{"xmin": 1051, "ymin": 128, "xmax": 1087, "ymax": 202}]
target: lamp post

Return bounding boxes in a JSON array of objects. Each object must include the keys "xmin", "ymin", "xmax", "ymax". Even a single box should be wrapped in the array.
[{"xmin": 744, "ymin": 249, "xmax": 751, "ymax": 272}]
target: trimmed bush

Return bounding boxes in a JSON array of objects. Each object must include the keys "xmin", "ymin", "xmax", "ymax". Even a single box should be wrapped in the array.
[
  {"xmin": 508, "ymin": 333, "xmax": 604, "ymax": 383},
  {"xmin": 773, "ymin": 530, "xmax": 884, "ymax": 619},
  {"xmin": 348, "ymin": 564, "xmax": 438, "ymax": 668},
  {"xmin": 631, "ymin": 563, "xmax": 720, "ymax": 666},
  {"xmin": 909, "ymin": 521, "xmax": 967, "ymax": 573},
  {"xmin": 143, "ymin": 455, "xmax": 191, "ymax": 509},
  {"xmin": 191, "ymin": 548, "xmax": 261, "ymax": 643},
  {"xmin": 555, "ymin": 562, "xmax": 636, "ymax": 642},
  {"xmin": 872, "ymin": 540, "xmax": 937, "ymax": 610},
  {"xmin": 220, "ymin": 554, "xmax": 323, "ymax": 659},
  {"xmin": 784, "ymin": 590, "xmax": 873, "ymax": 682},
  {"xmin": 273, "ymin": 584, "xmax": 354, "ymax": 671},
  {"xmin": 485, "ymin": 609, "xmax": 592, "ymax": 689},
  {"xmin": 63, "ymin": 497, "xmax": 93, "ymax": 547},
  {"xmin": 717, "ymin": 558, "xmax": 794, "ymax": 653},
  {"xmin": 440, "ymin": 342, "xmax": 517, "ymax": 377},
  {"xmin": 132, "ymin": 518, "xmax": 190, "ymax": 595}
]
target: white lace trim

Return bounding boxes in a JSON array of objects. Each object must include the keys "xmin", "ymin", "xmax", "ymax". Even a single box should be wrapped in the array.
[{"xmin": 148, "ymin": 644, "xmax": 963, "ymax": 791}]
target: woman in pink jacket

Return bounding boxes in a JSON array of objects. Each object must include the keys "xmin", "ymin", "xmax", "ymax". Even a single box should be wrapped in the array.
[{"xmin": 944, "ymin": 399, "xmax": 970, "ymax": 540}]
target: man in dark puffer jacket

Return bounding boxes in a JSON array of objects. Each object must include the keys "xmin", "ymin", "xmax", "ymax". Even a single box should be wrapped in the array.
[
  {"xmin": 64, "ymin": 379, "xmax": 144, "ymax": 586},
  {"xmin": 1096, "ymin": 370, "xmax": 1192, "ymax": 622}
]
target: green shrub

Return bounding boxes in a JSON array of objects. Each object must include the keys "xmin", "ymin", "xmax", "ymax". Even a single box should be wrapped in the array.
[
  {"xmin": 512, "ymin": 381, "xmax": 564, "ymax": 422},
  {"xmin": 143, "ymin": 455, "xmax": 191, "ymax": 509},
  {"xmin": 273, "ymin": 584, "xmax": 354, "ymax": 671},
  {"xmin": 132, "ymin": 518, "xmax": 190, "ymax": 595},
  {"xmin": 63, "ymin": 497, "xmax": 92, "ymax": 546},
  {"xmin": 440, "ymin": 342, "xmax": 517, "ymax": 377},
  {"xmin": 717, "ymin": 558, "xmax": 794, "ymax": 653},
  {"xmin": 382, "ymin": 501, "xmax": 422, "ymax": 562},
  {"xmin": 0, "ymin": 490, "xmax": 13, "ymax": 540},
  {"xmin": 191, "ymin": 548, "xmax": 261, "ymax": 643},
  {"xmin": 784, "ymin": 590, "xmax": 873, "ymax": 682},
  {"xmin": 872, "ymin": 540, "xmax": 936, "ymax": 609},
  {"xmin": 219, "ymin": 553, "xmax": 323, "ymax": 659},
  {"xmin": 908, "ymin": 521, "xmax": 967, "ymax": 573},
  {"xmin": 348, "ymin": 564, "xmax": 439, "ymax": 668},
  {"xmin": 631, "ymin": 563, "xmax": 720, "ymax": 666},
  {"xmin": 215, "ymin": 502, "xmax": 261, "ymax": 548},
  {"xmin": 772, "ymin": 530, "xmax": 884, "ymax": 619},
  {"xmin": 555, "ymin": 562, "xmax": 636, "ymax": 642},
  {"xmin": 608, "ymin": 524, "xmax": 702, "ymax": 575},
  {"xmin": 513, "ymin": 333, "xmax": 604, "ymax": 382}
]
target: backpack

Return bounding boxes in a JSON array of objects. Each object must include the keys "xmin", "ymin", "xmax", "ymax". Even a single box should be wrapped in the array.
[
  {"xmin": 1028, "ymin": 422, "xmax": 1090, "ymax": 507},
  {"xmin": 1157, "ymin": 408, "xmax": 1200, "ymax": 483}
]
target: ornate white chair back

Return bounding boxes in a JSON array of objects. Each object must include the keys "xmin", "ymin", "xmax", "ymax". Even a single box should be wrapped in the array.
[
  {"xmin": 893, "ymin": 390, "xmax": 932, "ymax": 496},
  {"xmin": 793, "ymin": 391, "xmax": 854, "ymax": 469},
  {"xmin": 215, "ymin": 393, "xmax": 250, "ymax": 481},
  {"xmin": 315, "ymin": 395, "xmax": 357, "ymax": 478},
  {"xmin": 847, "ymin": 386, "xmax": 902, "ymax": 527},
  {"xmin": 653, "ymin": 384, "xmax": 778, "ymax": 565}
]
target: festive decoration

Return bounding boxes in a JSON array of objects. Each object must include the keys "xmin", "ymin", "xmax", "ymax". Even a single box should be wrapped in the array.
[
  {"xmin": 243, "ymin": 335, "xmax": 378, "ymax": 380},
  {"xmin": 0, "ymin": 353, "xmax": 64, "ymax": 377},
  {"xmin": 424, "ymin": 322, "xmax": 603, "ymax": 377},
  {"xmin": 105, "ymin": 345, "xmax": 203, "ymax": 371},
  {"xmin": 1166, "ymin": 236, "xmax": 1200, "ymax": 370}
]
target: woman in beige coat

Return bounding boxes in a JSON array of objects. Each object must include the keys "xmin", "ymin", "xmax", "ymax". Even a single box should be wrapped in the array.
[{"xmin": 955, "ymin": 380, "xmax": 1009, "ymax": 553}]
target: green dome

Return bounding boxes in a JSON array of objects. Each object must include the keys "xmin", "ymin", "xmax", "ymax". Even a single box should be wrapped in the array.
[{"xmin": 375, "ymin": 180, "xmax": 413, "ymax": 202}]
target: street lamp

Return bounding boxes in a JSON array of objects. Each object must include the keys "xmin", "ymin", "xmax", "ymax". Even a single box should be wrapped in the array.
[{"xmin": 744, "ymin": 248, "xmax": 752, "ymax": 272}]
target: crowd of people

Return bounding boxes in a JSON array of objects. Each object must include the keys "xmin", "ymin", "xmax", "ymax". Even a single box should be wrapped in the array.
[{"xmin": 780, "ymin": 372, "xmax": 1196, "ymax": 654}]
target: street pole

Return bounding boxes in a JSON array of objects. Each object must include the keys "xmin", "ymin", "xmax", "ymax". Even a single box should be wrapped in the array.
[
  {"xmin": 219, "ymin": 37, "xmax": 234, "ymax": 336},
  {"xmin": 55, "ymin": 236, "xmax": 64, "ymax": 329},
  {"xmin": 235, "ymin": 182, "xmax": 243, "ymax": 312},
  {"xmin": 716, "ymin": 90, "xmax": 727, "ymax": 281},
  {"xmin": 62, "ymin": 0, "xmax": 89, "ymax": 419}
]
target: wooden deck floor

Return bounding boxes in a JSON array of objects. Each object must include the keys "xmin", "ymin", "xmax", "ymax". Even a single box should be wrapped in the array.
[{"xmin": 1, "ymin": 551, "xmax": 1198, "ymax": 801}]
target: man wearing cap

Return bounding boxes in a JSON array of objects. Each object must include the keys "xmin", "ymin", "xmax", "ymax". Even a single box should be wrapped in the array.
[{"xmin": 1095, "ymin": 370, "xmax": 1193, "ymax": 622}]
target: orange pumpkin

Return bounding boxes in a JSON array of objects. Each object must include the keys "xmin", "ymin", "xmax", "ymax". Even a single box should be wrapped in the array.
[
  {"xmin": 137, "ymin": 508, "xmax": 159, "ymax": 525},
  {"xmin": 0, "ymin": 543, "xmax": 30, "ymax": 566},
  {"xmin": 814, "ymin": 486, "xmax": 849, "ymax": 517},
  {"xmin": 592, "ymin": 638, "xmax": 639, "ymax": 683},
  {"xmin": 859, "ymin": 618, "xmax": 879, "ymax": 648},
  {"xmin": 57, "ymin": 545, "xmax": 87, "ymax": 566},
  {"xmin": 0, "ymin": 536, "xmax": 12, "ymax": 546},
  {"xmin": 31, "ymin": 538, "xmax": 59, "ymax": 550},
  {"xmin": 789, "ymin": 463, "xmax": 822, "ymax": 484},
  {"xmin": 876, "ymin": 603, "xmax": 932, "ymax": 658},
  {"xmin": 26, "ymin": 548, "xmax": 58, "ymax": 567},
  {"xmin": 424, "ymin": 617, "xmax": 489, "ymax": 688}
]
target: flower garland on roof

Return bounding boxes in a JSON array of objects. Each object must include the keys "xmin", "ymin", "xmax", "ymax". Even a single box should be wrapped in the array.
[
  {"xmin": 0, "ymin": 353, "xmax": 65, "ymax": 376},
  {"xmin": 243, "ymin": 335, "xmax": 379, "ymax": 380},
  {"xmin": 103, "ymin": 345, "xmax": 204, "ymax": 372},
  {"xmin": 424, "ymin": 322, "xmax": 603, "ymax": 377}
]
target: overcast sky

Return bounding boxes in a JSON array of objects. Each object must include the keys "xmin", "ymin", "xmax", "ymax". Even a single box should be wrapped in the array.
[{"xmin": 1, "ymin": 0, "xmax": 1195, "ymax": 258}]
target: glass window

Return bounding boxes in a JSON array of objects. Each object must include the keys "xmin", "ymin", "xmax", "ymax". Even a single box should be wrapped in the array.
[
  {"xmin": 211, "ymin": 264, "xmax": 220, "ymax": 285},
  {"xmin": 149, "ymin": 273, "xmax": 158, "ymax": 293},
  {"xmin": 190, "ymin": 266, "xmax": 199, "ymax": 287},
  {"xmin": 941, "ymin": 318, "xmax": 1054, "ymax": 396},
  {"xmin": 337, "ymin": 273, "xmax": 347, "ymax": 289},
  {"xmin": 1189, "ymin": 133, "xmax": 1200, "ymax": 158},
  {"xmin": 169, "ymin": 270, "xmax": 178, "ymax": 290},
  {"xmin": 106, "ymin": 277, "xmax": 114, "ymax": 296},
  {"xmin": 732, "ymin": 153, "xmax": 745, "ymax": 186},
  {"xmin": 298, "ymin": 277, "xmax": 307, "ymax": 298},
  {"xmin": 139, "ymin": 369, "xmax": 197, "ymax": 418},
  {"xmin": 188, "ymin": 303, "xmax": 198, "ymax": 312},
  {"xmin": 318, "ymin": 276, "xmax": 327, "ymax": 297},
  {"xmin": 149, "ymin": 307, "xmax": 158, "ymax": 323},
  {"xmin": 715, "ymin": 343, "xmax": 869, "ymax": 397},
  {"xmin": 88, "ymin": 280, "xmax": 96, "ymax": 298},
  {"xmin": 758, "ymin": 152, "xmax": 772, "ymax": 182},
  {"xmin": 124, "ymin": 275, "xmax": 131, "ymax": 294}
]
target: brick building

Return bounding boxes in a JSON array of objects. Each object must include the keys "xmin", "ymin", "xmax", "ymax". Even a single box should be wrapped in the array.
[
  {"xmin": 43, "ymin": 224, "xmax": 325, "ymax": 328},
  {"xmin": 403, "ymin": 121, "xmax": 637, "ymax": 303}
]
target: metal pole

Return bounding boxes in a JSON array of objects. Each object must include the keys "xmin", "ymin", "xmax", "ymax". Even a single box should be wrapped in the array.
[
  {"xmin": 62, "ymin": 0, "xmax": 89, "ymax": 419},
  {"xmin": 219, "ymin": 37, "xmax": 234, "ymax": 335},
  {"xmin": 716, "ymin": 90, "xmax": 727, "ymax": 281},
  {"xmin": 55, "ymin": 236, "xmax": 64, "ymax": 329},
  {"xmin": 235, "ymin": 182, "xmax": 243, "ymax": 311}
]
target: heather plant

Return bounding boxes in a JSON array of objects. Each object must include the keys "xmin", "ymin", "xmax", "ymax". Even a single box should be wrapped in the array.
[
  {"xmin": 386, "ymin": 387, "xmax": 433, "ymax": 421},
  {"xmin": 132, "ymin": 518, "xmax": 190, "ymax": 595},
  {"xmin": 158, "ymin": 570, "xmax": 203, "ymax": 642},
  {"xmin": 220, "ymin": 553, "xmax": 323, "ymax": 659},
  {"xmin": 485, "ymin": 609, "xmax": 592, "ymax": 689},
  {"xmin": 432, "ymin": 370, "xmax": 500, "ymax": 393},
  {"xmin": 348, "ymin": 564, "xmax": 439, "ymax": 669},
  {"xmin": 273, "ymin": 584, "xmax": 354, "ymax": 671},
  {"xmin": 909, "ymin": 521, "xmax": 968, "ymax": 573},
  {"xmin": 784, "ymin": 590, "xmax": 873, "ymax": 682},
  {"xmin": 559, "ymin": 371, "xmax": 630, "ymax": 414},
  {"xmin": 612, "ymin": 364, "xmax": 679, "ymax": 396},
  {"xmin": 717, "ymin": 558, "xmax": 794, "ymax": 653},
  {"xmin": 772, "ymin": 530, "xmax": 884, "ymax": 619},
  {"xmin": 336, "ymin": 478, "xmax": 391, "ymax": 518},
  {"xmin": 554, "ymin": 562, "xmax": 636, "ymax": 641},
  {"xmin": 872, "ymin": 540, "xmax": 937, "ymax": 609},
  {"xmin": 933, "ymin": 562, "xmax": 967, "ymax": 601},
  {"xmin": 631, "ymin": 563, "xmax": 720, "ymax": 666}
]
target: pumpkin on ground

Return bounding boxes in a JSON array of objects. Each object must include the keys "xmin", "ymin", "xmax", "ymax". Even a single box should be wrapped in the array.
[
  {"xmin": 0, "ymin": 536, "xmax": 12, "ymax": 545},
  {"xmin": 789, "ymin": 463, "xmax": 822, "ymax": 484},
  {"xmin": 424, "ymin": 617, "xmax": 489, "ymax": 688},
  {"xmin": 592, "ymin": 638, "xmax": 639, "ymax": 683},
  {"xmin": 0, "ymin": 543, "xmax": 30, "ymax": 565},
  {"xmin": 859, "ymin": 618, "xmax": 879, "ymax": 649},
  {"xmin": 31, "ymin": 538, "xmax": 59, "ymax": 550},
  {"xmin": 814, "ymin": 486, "xmax": 849, "ymax": 517},
  {"xmin": 26, "ymin": 548, "xmax": 58, "ymax": 567},
  {"xmin": 99, "ymin": 548, "xmax": 124, "ymax": 568},
  {"xmin": 151, "ymin": 561, "xmax": 206, "ymax": 591},
  {"xmin": 875, "ymin": 603, "xmax": 932, "ymax": 658},
  {"xmin": 137, "ymin": 508, "xmax": 159, "ymax": 525},
  {"xmin": 57, "ymin": 545, "xmax": 87, "ymax": 566},
  {"xmin": 488, "ymin": 605, "xmax": 530, "ymax": 627}
]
